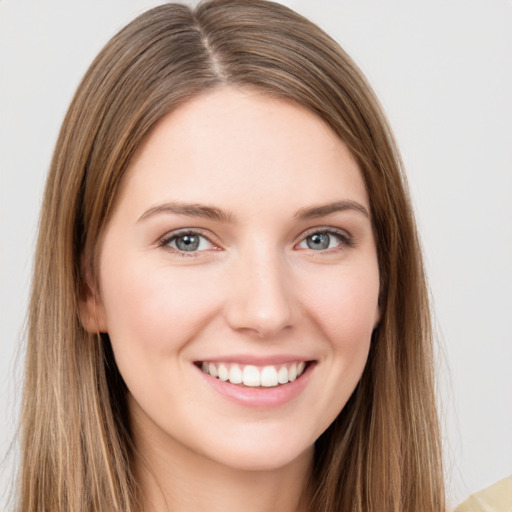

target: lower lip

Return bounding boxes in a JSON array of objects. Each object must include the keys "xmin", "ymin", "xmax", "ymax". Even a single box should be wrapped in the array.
[{"xmin": 195, "ymin": 363, "xmax": 315, "ymax": 409}]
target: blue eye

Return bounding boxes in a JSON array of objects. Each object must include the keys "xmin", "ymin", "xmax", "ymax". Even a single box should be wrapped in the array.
[
  {"xmin": 164, "ymin": 232, "xmax": 214, "ymax": 252},
  {"xmin": 298, "ymin": 230, "xmax": 348, "ymax": 251}
]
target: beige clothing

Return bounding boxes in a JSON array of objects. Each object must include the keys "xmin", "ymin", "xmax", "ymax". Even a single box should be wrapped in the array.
[{"xmin": 455, "ymin": 477, "xmax": 512, "ymax": 512}]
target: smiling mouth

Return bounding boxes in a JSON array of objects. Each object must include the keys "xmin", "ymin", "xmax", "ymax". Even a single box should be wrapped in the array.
[{"xmin": 196, "ymin": 361, "xmax": 311, "ymax": 388}]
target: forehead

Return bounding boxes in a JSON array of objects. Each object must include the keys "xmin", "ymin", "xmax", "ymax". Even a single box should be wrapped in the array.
[{"xmin": 118, "ymin": 86, "xmax": 369, "ymax": 216}]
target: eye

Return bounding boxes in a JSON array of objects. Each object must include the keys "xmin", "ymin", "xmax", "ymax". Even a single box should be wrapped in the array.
[
  {"xmin": 297, "ymin": 230, "xmax": 350, "ymax": 251},
  {"xmin": 162, "ymin": 231, "xmax": 215, "ymax": 253}
]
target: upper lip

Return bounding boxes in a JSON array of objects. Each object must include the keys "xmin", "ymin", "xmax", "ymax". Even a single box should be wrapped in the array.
[{"xmin": 194, "ymin": 354, "xmax": 314, "ymax": 366}]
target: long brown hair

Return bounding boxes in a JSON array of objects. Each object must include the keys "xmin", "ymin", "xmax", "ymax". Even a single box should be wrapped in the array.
[{"xmin": 19, "ymin": 1, "xmax": 444, "ymax": 510}]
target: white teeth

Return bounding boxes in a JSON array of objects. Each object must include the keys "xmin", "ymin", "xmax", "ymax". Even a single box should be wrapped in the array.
[
  {"xmin": 208, "ymin": 362, "xmax": 218, "ymax": 378},
  {"xmin": 277, "ymin": 366, "xmax": 289, "ymax": 384},
  {"xmin": 260, "ymin": 366, "xmax": 278, "ymax": 387},
  {"xmin": 218, "ymin": 364, "xmax": 229, "ymax": 381},
  {"xmin": 200, "ymin": 361, "xmax": 308, "ymax": 387},
  {"xmin": 243, "ymin": 365, "xmax": 260, "ymax": 387},
  {"xmin": 229, "ymin": 364, "xmax": 243, "ymax": 384},
  {"xmin": 288, "ymin": 362, "xmax": 297, "ymax": 382}
]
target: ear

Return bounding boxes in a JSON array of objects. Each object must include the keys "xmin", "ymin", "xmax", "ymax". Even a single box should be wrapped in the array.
[{"xmin": 78, "ymin": 266, "xmax": 108, "ymax": 333}]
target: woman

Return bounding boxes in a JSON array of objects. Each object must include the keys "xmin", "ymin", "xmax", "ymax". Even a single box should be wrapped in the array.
[{"xmin": 18, "ymin": 1, "xmax": 444, "ymax": 510}]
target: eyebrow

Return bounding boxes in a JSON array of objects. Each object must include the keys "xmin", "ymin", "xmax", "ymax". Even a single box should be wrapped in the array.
[
  {"xmin": 294, "ymin": 200, "xmax": 370, "ymax": 220},
  {"xmin": 137, "ymin": 199, "xmax": 370, "ymax": 224},
  {"xmin": 138, "ymin": 202, "xmax": 233, "ymax": 223}
]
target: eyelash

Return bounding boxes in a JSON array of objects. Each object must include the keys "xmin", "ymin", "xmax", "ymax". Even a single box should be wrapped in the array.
[
  {"xmin": 297, "ymin": 227, "xmax": 354, "ymax": 253},
  {"xmin": 158, "ymin": 227, "xmax": 353, "ymax": 257},
  {"xmin": 158, "ymin": 229, "xmax": 217, "ymax": 257}
]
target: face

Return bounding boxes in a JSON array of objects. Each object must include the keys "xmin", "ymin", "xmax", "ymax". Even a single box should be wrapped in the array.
[{"xmin": 82, "ymin": 87, "xmax": 380, "ymax": 472}]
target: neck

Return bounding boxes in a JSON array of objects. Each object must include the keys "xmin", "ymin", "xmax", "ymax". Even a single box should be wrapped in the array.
[{"xmin": 132, "ymin": 419, "xmax": 313, "ymax": 512}]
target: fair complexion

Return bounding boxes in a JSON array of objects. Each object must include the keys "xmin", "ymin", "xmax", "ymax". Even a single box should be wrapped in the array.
[{"xmin": 81, "ymin": 87, "xmax": 380, "ymax": 512}]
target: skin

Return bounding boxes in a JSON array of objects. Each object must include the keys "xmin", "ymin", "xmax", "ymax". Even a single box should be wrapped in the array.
[{"xmin": 81, "ymin": 87, "xmax": 380, "ymax": 512}]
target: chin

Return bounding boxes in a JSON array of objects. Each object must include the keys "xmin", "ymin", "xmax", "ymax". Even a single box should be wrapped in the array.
[{"xmin": 198, "ymin": 430, "xmax": 315, "ymax": 473}]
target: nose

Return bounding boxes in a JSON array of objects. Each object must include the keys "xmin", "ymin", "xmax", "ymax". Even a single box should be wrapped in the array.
[{"xmin": 224, "ymin": 247, "xmax": 296, "ymax": 338}]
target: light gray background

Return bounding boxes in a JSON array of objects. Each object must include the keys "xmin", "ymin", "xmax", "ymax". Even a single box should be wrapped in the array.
[{"xmin": 1, "ymin": 0, "xmax": 511, "ymax": 509}]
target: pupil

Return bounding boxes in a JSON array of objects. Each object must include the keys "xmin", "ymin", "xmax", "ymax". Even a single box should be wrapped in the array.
[
  {"xmin": 176, "ymin": 234, "xmax": 199, "ymax": 251},
  {"xmin": 307, "ymin": 233, "xmax": 329, "ymax": 250}
]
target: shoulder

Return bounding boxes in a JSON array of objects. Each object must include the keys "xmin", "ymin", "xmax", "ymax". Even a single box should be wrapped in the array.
[{"xmin": 455, "ymin": 477, "xmax": 512, "ymax": 512}]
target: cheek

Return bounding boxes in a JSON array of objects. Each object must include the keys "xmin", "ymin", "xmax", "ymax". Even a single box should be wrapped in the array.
[
  {"xmin": 289, "ymin": 264, "xmax": 379, "ymax": 440},
  {"xmin": 99, "ymin": 261, "xmax": 226, "ymax": 419},
  {"xmin": 300, "ymin": 264, "xmax": 380, "ymax": 348},
  {"xmin": 99, "ymin": 260, "xmax": 222, "ymax": 358}
]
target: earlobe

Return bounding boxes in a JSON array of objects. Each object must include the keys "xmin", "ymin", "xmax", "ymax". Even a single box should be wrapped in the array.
[
  {"xmin": 78, "ymin": 267, "xmax": 108, "ymax": 333},
  {"xmin": 79, "ymin": 291, "xmax": 108, "ymax": 333}
]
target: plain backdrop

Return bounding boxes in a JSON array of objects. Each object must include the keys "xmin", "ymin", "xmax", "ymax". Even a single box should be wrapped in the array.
[{"xmin": 1, "ymin": 0, "xmax": 511, "ymax": 509}]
